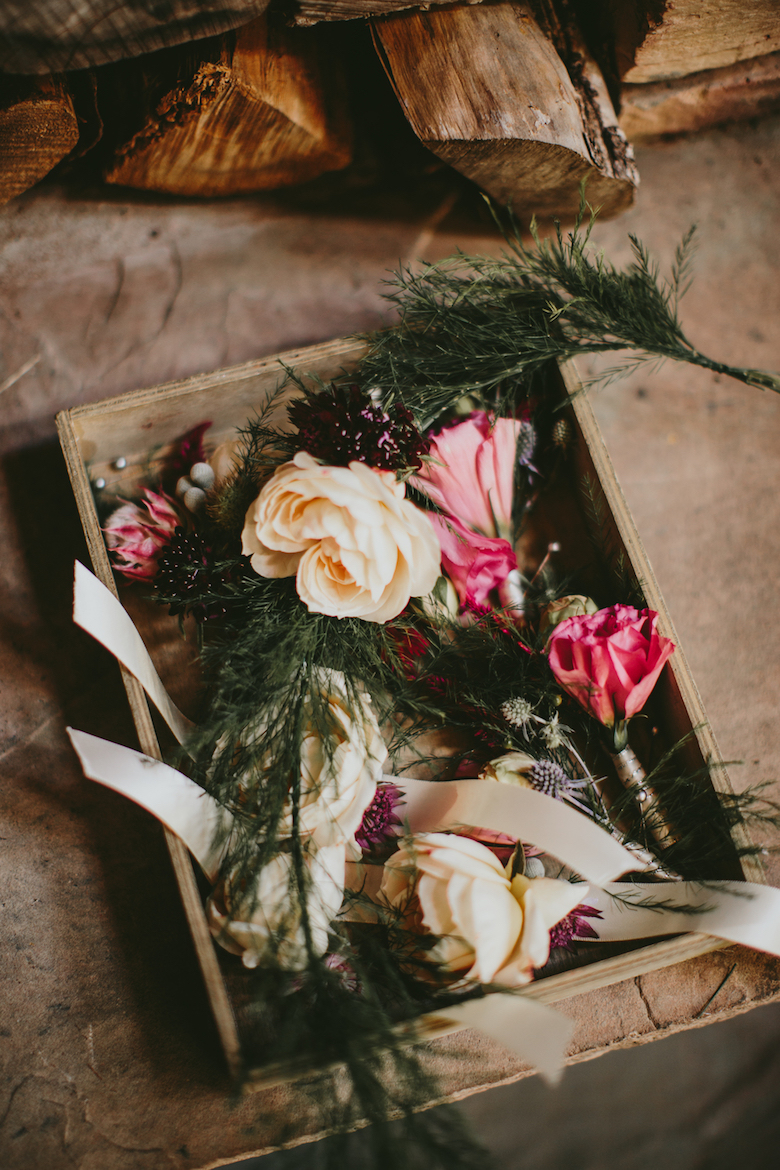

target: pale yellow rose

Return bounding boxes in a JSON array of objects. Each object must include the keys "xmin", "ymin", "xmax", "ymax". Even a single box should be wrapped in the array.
[
  {"xmin": 540, "ymin": 594, "xmax": 598, "ymax": 638},
  {"xmin": 219, "ymin": 669, "xmax": 386, "ymax": 851},
  {"xmin": 479, "ymin": 751, "xmax": 537, "ymax": 788},
  {"xmin": 380, "ymin": 832, "xmax": 585, "ymax": 985},
  {"xmin": 207, "ymin": 844, "xmax": 346, "ymax": 969},
  {"xmin": 241, "ymin": 452, "xmax": 441, "ymax": 623}
]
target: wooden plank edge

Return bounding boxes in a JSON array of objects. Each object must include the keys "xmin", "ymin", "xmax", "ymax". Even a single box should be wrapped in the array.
[
  {"xmin": 559, "ymin": 361, "xmax": 765, "ymax": 886},
  {"xmin": 63, "ymin": 339, "xmax": 371, "ymax": 425},
  {"xmin": 56, "ymin": 406, "xmax": 244, "ymax": 1078}
]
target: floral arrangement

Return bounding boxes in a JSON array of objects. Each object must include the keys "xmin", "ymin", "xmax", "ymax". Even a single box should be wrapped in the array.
[{"xmin": 72, "ymin": 209, "xmax": 780, "ymax": 1170}]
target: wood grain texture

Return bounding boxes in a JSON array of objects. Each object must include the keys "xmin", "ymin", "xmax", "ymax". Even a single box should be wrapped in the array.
[
  {"xmin": 104, "ymin": 15, "xmax": 352, "ymax": 197},
  {"xmin": 607, "ymin": 0, "xmax": 780, "ymax": 84},
  {"xmin": 57, "ymin": 340, "xmax": 748, "ymax": 1085},
  {"xmin": 372, "ymin": 1, "xmax": 637, "ymax": 220},
  {"xmin": 0, "ymin": 74, "xmax": 78, "ymax": 206},
  {"xmin": 291, "ymin": 0, "xmax": 483, "ymax": 27},
  {"xmin": 0, "ymin": 0, "xmax": 271, "ymax": 74},
  {"xmin": 619, "ymin": 50, "xmax": 780, "ymax": 142}
]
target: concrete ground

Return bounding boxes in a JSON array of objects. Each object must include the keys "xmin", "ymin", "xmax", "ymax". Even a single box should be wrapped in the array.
[{"xmin": 1, "ymin": 109, "xmax": 779, "ymax": 1169}]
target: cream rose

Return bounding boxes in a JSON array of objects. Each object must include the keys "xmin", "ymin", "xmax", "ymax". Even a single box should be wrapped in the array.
[
  {"xmin": 479, "ymin": 751, "xmax": 537, "ymax": 788},
  {"xmin": 380, "ymin": 833, "xmax": 585, "ymax": 985},
  {"xmin": 241, "ymin": 452, "xmax": 441, "ymax": 623},
  {"xmin": 207, "ymin": 844, "xmax": 346, "ymax": 969},
  {"xmin": 221, "ymin": 669, "xmax": 387, "ymax": 851}
]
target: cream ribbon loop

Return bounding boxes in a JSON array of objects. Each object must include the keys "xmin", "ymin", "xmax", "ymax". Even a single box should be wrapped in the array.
[
  {"xmin": 396, "ymin": 776, "xmax": 643, "ymax": 886},
  {"xmin": 73, "ymin": 560, "xmax": 195, "ymax": 746},
  {"xmin": 67, "ymin": 727, "xmax": 228, "ymax": 882}
]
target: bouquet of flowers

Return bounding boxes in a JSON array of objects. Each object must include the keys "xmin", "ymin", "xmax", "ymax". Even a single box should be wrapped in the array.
[{"xmin": 66, "ymin": 208, "xmax": 780, "ymax": 1169}]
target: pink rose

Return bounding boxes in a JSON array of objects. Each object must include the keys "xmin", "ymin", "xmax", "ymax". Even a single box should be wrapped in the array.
[
  {"xmin": 412, "ymin": 412, "xmax": 524, "ymax": 540},
  {"xmin": 104, "ymin": 490, "xmax": 181, "ymax": 581},
  {"xmin": 547, "ymin": 604, "xmax": 675, "ymax": 737},
  {"xmin": 430, "ymin": 512, "xmax": 517, "ymax": 610}
]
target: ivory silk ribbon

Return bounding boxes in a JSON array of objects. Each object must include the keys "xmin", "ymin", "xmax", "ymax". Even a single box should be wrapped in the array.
[{"xmin": 73, "ymin": 561, "xmax": 194, "ymax": 747}]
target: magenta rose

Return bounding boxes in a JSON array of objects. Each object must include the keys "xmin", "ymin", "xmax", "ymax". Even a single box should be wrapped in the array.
[
  {"xmin": 547, "ymin": 604, "xmax": 675, "ymax": 747},
  {"xmin": 430, "ymin": 512, "xmax": 517, "ymax": 611}
]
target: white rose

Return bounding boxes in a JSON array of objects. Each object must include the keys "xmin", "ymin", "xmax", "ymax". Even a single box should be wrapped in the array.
[
  {"xmin": 207, "ymin": 844, "xmax": 346, "ymax": 969},
  {"xmin": 241, "ymin": 452, "xmax": 441, "ymax": 623},
  {"xmin": 380, "ymin": 833, "xmax": 585, "ymax": 985},
  {"xmin": 220, "ymin": 669, "xmax": 387, "ymax": 851}
]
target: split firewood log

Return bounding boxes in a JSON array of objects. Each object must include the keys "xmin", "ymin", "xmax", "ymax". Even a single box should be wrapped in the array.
[
  {"xmin": 103, "ymin": 15, "xmax": 352, "ymax": 197},
  {"xmin": 599, "ymin": 0, "xmax": 780, "ymax": 84},
  {"xmin": 371, "ymin": 0, "xmax": 638, "ymax": 220},
  {"xmin": 620, "ymin": 50, "xmax": 780, "ymax": 142},
  {"xmin": 0, "ymin": 74, "xmax": 79, "ymax": 205},
  {"xmin": 291, "ymin": 0, "xmax": 483, "ymax": 27}
]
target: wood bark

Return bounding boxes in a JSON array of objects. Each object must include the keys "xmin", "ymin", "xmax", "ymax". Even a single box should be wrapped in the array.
[
  {"xmin": 291, "ymin": 0, "xmax": 483, "ymax": 27},
  {"xmin": 604, "ymin": 0, "xmax": 780, "ymax": 84},
  {"xmin": 103, "ymin": 15, "xmax": 352, "ymax": 197},
  {"xmin": 371, "ymin": 0, "xmax": 638, "ymax": 221},
  {"xmin": 0, "ymin": 74, "xmax": 78, "ymax": 205},
  {"xmin": 620, "ymin": 50, "xmax": 780, "ymax": 142},
  {"xmin": 0, "ymin": 0, "xmax": 271, "ymax": 74}
]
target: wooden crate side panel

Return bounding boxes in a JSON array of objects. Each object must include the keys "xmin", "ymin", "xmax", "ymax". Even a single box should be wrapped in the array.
[
  {"xmin": 57, "ymin": 408, "xmax": 244, "ymax": 1077},
  {"xmin": 58, "ymin": 343, "xmax": 753, "ymax": 1086},
  {"xmin": 560, "ymin": 361, "xmax": 762, "ymax": 884},
  {"xmin": 65, "ymin": 338, "xmax": 368, "ymax": 476}
]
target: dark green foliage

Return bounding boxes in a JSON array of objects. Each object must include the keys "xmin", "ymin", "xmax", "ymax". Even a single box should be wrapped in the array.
[{"xmin": 360, "ymin": 198, "xmax": 780, "ymax": 420}]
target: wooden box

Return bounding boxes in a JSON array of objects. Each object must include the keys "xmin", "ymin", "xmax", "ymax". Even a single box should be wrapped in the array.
[{"xmin": 56, "ymin": 338, "xmax": 760, "ymax": 1086}]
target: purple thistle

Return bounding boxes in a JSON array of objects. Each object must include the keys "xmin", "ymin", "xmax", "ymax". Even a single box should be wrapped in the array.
[
  {"xmin": 549, "ymin": 904, "xmax": 603, "ymax": 951},
  {"xmin": 355, "ymin": 782, "xmax": 405, "ymax": 850},
  {"xmin": 287, "ymin": 384, "xmax": 428, "ymax": 472}
]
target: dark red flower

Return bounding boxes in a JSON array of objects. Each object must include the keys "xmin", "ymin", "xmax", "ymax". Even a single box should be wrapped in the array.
[{"xmin": 287, "ymin": 383, "xmax": 428, "ymax": 472}]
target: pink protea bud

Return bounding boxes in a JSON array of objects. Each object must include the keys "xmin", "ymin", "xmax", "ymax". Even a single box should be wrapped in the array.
[{"xmin": 104, "ymin": 490, "xmax": 181, "ymax": 581}]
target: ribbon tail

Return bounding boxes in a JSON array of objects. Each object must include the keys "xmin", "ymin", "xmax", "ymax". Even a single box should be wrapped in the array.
[
  {"xmin": 73, "ymin": 560, "xmax": 195, "ymax": 748},
  {"xmin": 67, "ymin": 728, "xmax": 229, "ymax": 882},
  {"xmin": 434, "ymin": 994, "xmax": 574, "ymax": 1086}
]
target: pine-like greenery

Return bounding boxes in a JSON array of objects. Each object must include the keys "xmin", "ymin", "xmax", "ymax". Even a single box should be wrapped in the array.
[{"xmin": 360, "ymin": 200, "xmax": 780, "ymax": 430}]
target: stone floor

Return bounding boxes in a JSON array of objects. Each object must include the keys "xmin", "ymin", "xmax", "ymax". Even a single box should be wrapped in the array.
[{"xmin": 1, "ymin": 112, "xmax": 779, "ymax": 1170}]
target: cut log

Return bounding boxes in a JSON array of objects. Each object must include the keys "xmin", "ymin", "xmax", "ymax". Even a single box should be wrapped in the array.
[
  {"xmin": 620, "ymin": 50, "xmax": 780, "ymax": 142},
  {"xmin": 292, "ymin": 0, "xmax": 482, "ymax": 27},
  {"xmin": 371, "ymin": 0, "xmax": 638, "ymax": 221},
  {"xmin": 0, "ymin": 0, "xmax": 271, "ymax": 74},
  {"xmin": 0, "ymin": 75, "xmax": 79, "ymax": 206},
  {"xmin": 602, "ymin": 0, "xmax": 780, "ymax": 84},
  {"xmin": 103, "ymin": 15, "xmax": 352, "ymax": 197}
]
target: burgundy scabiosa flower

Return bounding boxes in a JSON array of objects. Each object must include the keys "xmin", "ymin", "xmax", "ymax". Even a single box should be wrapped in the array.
[
  {"xmin": 154, "ymin": 527, "xmax": 235, "ymax": 622},
  {"xmin": 104, "ymin": 490, "xmax": 181, "ymax": 581},
  {"xmin": 287, "ymin": 383, "xmax": 428, "ymax": 472},
  {"xmin": 548, "ymin": 903, "xmax": 603, "ymax": 951},
  {"xmin": 355, "ymin": 782, "xmax": 404, "ymax": 850}
]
